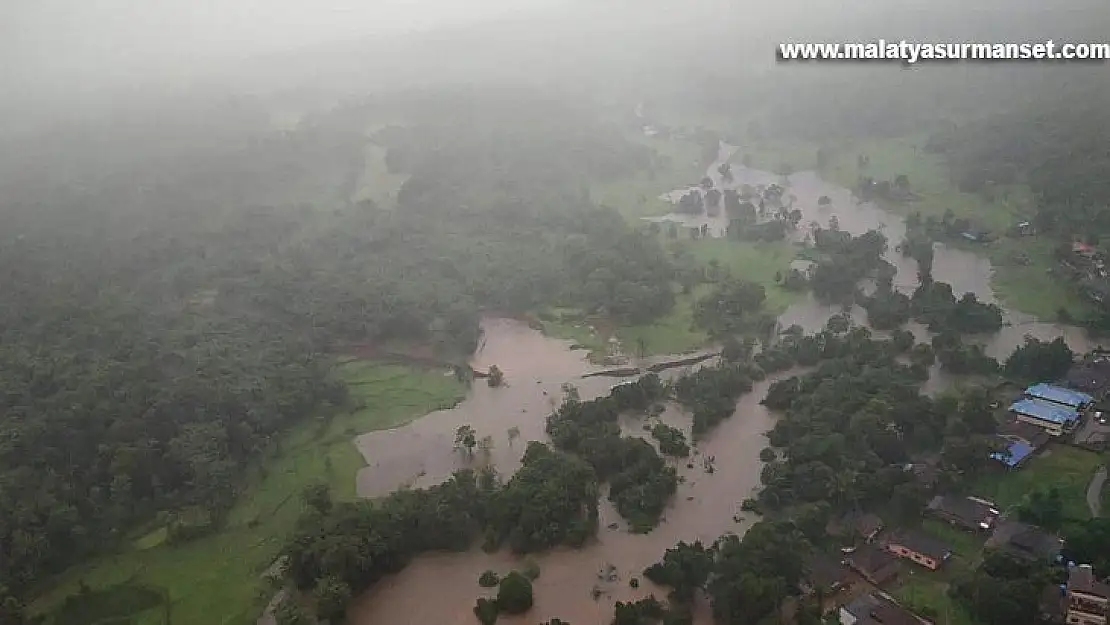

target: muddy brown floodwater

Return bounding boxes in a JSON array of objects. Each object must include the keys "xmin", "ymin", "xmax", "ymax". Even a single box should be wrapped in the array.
[{"xmin": 343, "ymin": 140, "xmax": 1095, "ymax": 625}]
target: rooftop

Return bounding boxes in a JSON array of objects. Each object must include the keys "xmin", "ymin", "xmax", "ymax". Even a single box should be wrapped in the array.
[
  {"xmin": 1025, "ymin": 383, "xmax": 1093, "ymax": 408},
  {"xmin": 990, "ymin": 439, "xmax": 1035, "ymax": 468},
  {"xmin": 989, "ymin": 520, "xmax": 1063, "ymax": 561},
  {"xmin": 804, "ymin": 553, "xmax": 853, "ymax": 592},
  {"xmin": 844, "ymin": 544, "xmax": 901, "ymax": 585},
  {"xmin": 1009, "ymin": 398, "xmax": 1080, "ymax": 425},
  {"xmin": 887, "ymin": 530, "xmax": 952, "ymax": 562},
  {"xmin": 827, "ymin": 511, "xmax": 884, "ymax": 541},
  {"xmin": 927, "ymin": 494, "xmax": 999, "ymax": 529},
  {"xmin": 1069, "ymin": 564, "xmax": 1110, "ymax": 598},
  {"xmin": 997, "ymin": 418, "xmax": 1052, "ymax": 449},
  {"xmin": 842, "ymin": 592, "xmax": 929, "ymax": 625},
  {"xmin": 1065, "ymin": 361, "xmax": 1110, "ymax": 395}
]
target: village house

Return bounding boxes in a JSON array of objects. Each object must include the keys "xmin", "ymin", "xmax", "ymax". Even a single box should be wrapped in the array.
[
  {"xmin": 1067, "ymin": 564, "xmax": 1110, "ymax": 625},
  {"xmin": 839, "ymin": 591, "xmax": 933, "ymax": 625},
  {"xmin": 884, "ymin": 530, "xmax": 953, "ymax": 571},
  {"xmin": 802, "ymin": 553, "xmax": 854, "ymax": 598},
  {"xmin": 843, "ymin": 544, "xmax": 901, "ymax": 587},
  {"xmin": 1009, "ymin": 397, "xmax": 1081, "ymax": 437},
  {"xmin": 998, "ymin": 418, "xmax": 1053, "ymax": 450},
  {"xmin": 987, "ymin": 520, "xmax": 1064, "ymax": 563},
  {"xmin": 827, "ymin": 511, "xmax": 885, "ymax": 544},
  {"xmin": 926, "ymin": 494, "xmax": 999, "ymax": 532},
  {"xmin": 990, "ymin": 438, "xmax": 1036, "ymax": 469},
  {"xmin": 1065, "ymin": 356, "xmax": 1110, "ymax": 398},
  {"xmin": 1026, "ymin": 383, "xmax": 1094, "ymax": 411},
  {"xmin": 904, "ymin": 461, "xmax": 940, "ymax": 491}
]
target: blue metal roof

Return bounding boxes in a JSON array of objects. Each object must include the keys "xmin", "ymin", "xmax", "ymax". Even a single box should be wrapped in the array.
[
  {"xmin": 1025, "ymin": 383, "xmax": 1093, "ymax": 408},
  {"xmin": 991, "ymin": 441, "xmax": 1035, "ymax": 468},
  {"xmin": 1010, "ymin": 398, "xmax": 1080, "ymax": 425}
]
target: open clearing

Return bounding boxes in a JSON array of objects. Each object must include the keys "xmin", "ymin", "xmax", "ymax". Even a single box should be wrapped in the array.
[
  {"xmin": 33, "ymin": 364, "xmax": 465, "ymax": 625},
  {"xmin": 550, "ymin": 133, "xmax": 803, "ymax": 359},
  {"xmin": 973, "ymin": 444, "xmax": 1104, "ymax": 521}
]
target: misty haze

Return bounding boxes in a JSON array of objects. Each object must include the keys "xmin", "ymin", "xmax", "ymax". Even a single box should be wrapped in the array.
[{"xmin": 3, "ymin": 2, "xmax": 1110, "ymax": 625}]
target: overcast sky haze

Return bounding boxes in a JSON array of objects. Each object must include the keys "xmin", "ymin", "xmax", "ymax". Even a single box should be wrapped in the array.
[{"xmin": 2, "ymin": 0, "xmax": 565, "ymax": 93}]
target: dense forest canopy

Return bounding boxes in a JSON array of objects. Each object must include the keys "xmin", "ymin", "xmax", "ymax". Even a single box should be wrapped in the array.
[{"xmin": 0, "ymin": 87, "xmax": 680, "ymax": 608}]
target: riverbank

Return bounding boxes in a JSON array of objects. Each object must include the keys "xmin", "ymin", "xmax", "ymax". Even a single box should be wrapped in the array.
[
  {"xmin": 30, "ymin": 363, "xmax": 465, "ymax": 625},
  {"xmin": 736, "ymin": 134, "xmax": 1093, "ymax": 321}
]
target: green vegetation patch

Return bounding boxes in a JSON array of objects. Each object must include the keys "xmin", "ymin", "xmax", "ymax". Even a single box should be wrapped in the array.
[
  {"xmin": 686, "ymin": 239, "xmax": 801, "ymax": 315},
  {"xmin": 131, "ymin": 528, "xmax": 167, "ymax": 552},
  {"xmin": 921, "ymin": 519, "xmax": 985, "ymax": 560},
  {"xmin": 49, "ymin": 583, "xmax": 167, "ymax": 625},
  {"xmin": 35, "ymin": 364, "xmax": 464, "ymax": 625},
  {"xmin": 615, "ymin": 285, "xmax": 711, "ymax": 357},
  {"xmin": 593, "ymin": 135, "xmax": 704, "ymax": 220},
  {"xmin": 895, "ymin": 575, "xmax": 980, "ymax": 625},
  {"xmin": 972, "ymin": 444, "xmax": 1103, "ymax": 520}
]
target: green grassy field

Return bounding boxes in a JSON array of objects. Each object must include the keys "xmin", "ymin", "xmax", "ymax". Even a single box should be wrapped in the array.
[
  {"xmin": 920, "ymin": 519, "xmax": 986, "ymax": 561},
  {"xmin": 33, "ymin": 363, "xmax": 465, "ymax": 625},
  {"xmin": 973, "ymin": 444, "xmax": 1103, "ymax": 521},
  {"xmin": 592, "ymin": 133, "xmax": 705, "ymax": 219},
  {"xmin": 557, "ymin": 133, "xmax": 805, "ymax": 358},
  {"xmin": 895, "ymin": 573, "xmax": 980, "ymax": 625}
]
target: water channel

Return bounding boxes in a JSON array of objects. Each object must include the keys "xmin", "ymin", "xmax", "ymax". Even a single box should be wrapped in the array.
[{"xmin": 339, "ymin": 140, "xmax": 1092, "ymax": 625}]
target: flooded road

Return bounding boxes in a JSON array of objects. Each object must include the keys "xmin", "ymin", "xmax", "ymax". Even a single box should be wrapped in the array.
[{"xmin": 345, "ymin": 141, "xmax": 1093, "ymax": 625}]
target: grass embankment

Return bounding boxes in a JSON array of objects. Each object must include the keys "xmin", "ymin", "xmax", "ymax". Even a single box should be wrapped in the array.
[
  {"xmin": 973, "ymin": 444, "xmax": 1104, "ymax": 521},
  {"xmin": 544, "ymin": 134, "xmax": 804, "ymax": 360},
  {"xmin": 34, "ymin": 363, "xmax": 465, "ymax": 625},
  {"xmin": 737, "ymin": 134, "xmax": 1091, "ymax": 320}
]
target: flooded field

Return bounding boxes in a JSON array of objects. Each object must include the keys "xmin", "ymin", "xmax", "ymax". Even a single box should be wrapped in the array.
[
  {"xmin": 344, "ymin": 142, "xmax": 1093, "ymax": 625},
  {"xmin": 351, "ymin": 317, "xmax": 776, "ymax": 624}
]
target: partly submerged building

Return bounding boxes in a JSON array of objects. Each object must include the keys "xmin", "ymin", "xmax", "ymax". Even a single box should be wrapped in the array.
[
  {"xmin": 1010, "ymin": 398, "xmax": 1081, "ymax": 436},
  {"xmin": 1025, "ymin": 383, "xmax": 1093, "ymax": 410}
]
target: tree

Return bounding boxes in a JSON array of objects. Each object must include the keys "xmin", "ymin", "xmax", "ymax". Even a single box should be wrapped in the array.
[
  {"xmin": 644, "ymin": 541, "xmax": 714, "ymax": 604},
  {"xmin": 1004, "ymin": 337, "xmax": 1074, "ymax": 383},
  {"xmin": 456, "ymin": 425, "xmax": 478, "ymax": 457},
  {"xmin": 274, "ymin": 595, "xmax": 313, "ymax": 625},
  {"xmin": 496, "ymin": 572, "xmax": 534, "ymax": 614},
  {"xmin": 488, "ymin": 365, "xmax": 505, "ymax": 387},
  {"xmin": 478, "ymin": 435, "xmax": 495, "ymax": 462},
  {"xmin": 301, "ymin": 483, "xmax": 333, "ymax": 514},
  {"xmin": 474, "ymin": 597, "xmax": 499, "ymax": 625},
  {"xmin": 314, "ymin": 575, "xmax": 352, "ymax": 623},
  {"xmin": 1017, "ymin": 487, "xmax": 1064, "ymax": 530}
]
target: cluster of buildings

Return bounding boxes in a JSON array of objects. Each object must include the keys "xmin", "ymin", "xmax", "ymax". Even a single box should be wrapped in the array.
[
  {"xmin": 793, "ymin": 358, "xmax": 1110, "ymax": 623},
  {"xmin": 993, "ymin": 375, "xmax": 1109, "ymax": 469},
  {"xmin": 802, "ymin": 493, "xmax": 1109, "ymax": 625}
]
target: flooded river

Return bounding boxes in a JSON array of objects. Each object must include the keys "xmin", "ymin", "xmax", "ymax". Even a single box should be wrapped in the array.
[{"xmin": 343, "ymin": 141, "xmax": 1092, "ymax": 625}]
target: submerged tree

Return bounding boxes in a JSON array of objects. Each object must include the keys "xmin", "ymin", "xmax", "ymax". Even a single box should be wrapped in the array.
[
  {"xmin": 488, "ymin": 365, "xmax": 505, "ymax": 387},
  {"xmin": 455, "ymin": 425, "xmax": 478, "ymax": 458}
]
